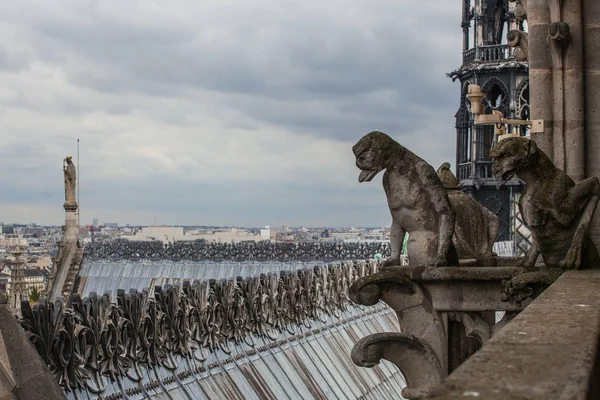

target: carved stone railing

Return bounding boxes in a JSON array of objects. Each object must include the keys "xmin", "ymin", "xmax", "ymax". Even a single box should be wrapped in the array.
[
  {"xmin": 456, "ymin": 162, "xmax": 471, "ymax": 180},
  {"xmin": 348, "ymin": 265, "xmax": 562, "ymax": 399},
  {"xmin": 20, "ymin": 260, "xmax": 380, "ymax": 395},
  {"xmin": 462, "ymin": 44, "xmax": 511, "ymax": 66},
  {"xmin": 84, "ymin": 240, "xmax": 391, "ymax": 262},
  {"xmin": 478, "ymin": 44, "xmax": 510, "ymax": 62},
  {"xmin": 475, "ymin": 160, "xmax": 493, "ymax": 179}
]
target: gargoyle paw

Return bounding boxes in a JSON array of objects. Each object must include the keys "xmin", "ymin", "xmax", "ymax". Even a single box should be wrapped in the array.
[
  {"xmin": 560, "ymin": 244, "xmax": 582, "ymax": 270},
  {"xmin": 382, "ymin": 257, "xmax": 401, "ymax": 267},
  {"xmin": 500, "ymin": 276, "xmax": 533, "ymax": 304},
  {"xmin": 426, "ymin": 255, "xmax": 447, "ymax": 268}
]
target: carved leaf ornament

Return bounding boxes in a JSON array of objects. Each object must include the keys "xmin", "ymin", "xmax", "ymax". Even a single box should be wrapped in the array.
[{"xmin": 20, "ymin": 260, "xmax": 381, "ymax": 393}]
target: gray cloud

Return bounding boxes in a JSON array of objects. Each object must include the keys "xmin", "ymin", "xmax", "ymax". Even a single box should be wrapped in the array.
[{"xmin": 0, "ymin": 0, "xmax": 462, "ymax": 227}]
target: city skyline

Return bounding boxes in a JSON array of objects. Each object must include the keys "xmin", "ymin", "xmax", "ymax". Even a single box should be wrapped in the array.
[{"xmin": 0, "ymin": 0, "xmax": 460, "ymax": 227}]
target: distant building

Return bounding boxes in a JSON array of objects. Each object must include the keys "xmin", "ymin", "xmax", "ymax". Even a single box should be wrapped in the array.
[
  {"xmin": 329, "ymin": 232, "xmax": 360, "ymax": 241},
  {"xmin": 0, "ymin": 235, "xmax": 28, "ymax": 247},
  {"xmin": 103, "ymin": 222, "xmax": 119, "ymax": 228},
  {"xmin": 92, "ymin": 218, "xmax": 99, "ymax": 227},
  {"xmin": 260, "ymin": 226, "xmax": 271, "ymax": 241},
  {"xmin": 0, "ymin": 225, "xmax": 14, "ymax": 235},
  {"xmin": 128, "ymin": 226, "xmax": 187, "ymax": 243}
]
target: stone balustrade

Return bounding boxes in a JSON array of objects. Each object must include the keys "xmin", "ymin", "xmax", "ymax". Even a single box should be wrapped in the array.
[{"xmin": 462, "ymin": 44, "xmax": 512, "ymax": 67}]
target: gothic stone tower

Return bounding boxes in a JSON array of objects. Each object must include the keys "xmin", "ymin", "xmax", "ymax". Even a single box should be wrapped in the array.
[{"xmin": 448, "ymin": 0, "xmax": 529, "ymax": 242}]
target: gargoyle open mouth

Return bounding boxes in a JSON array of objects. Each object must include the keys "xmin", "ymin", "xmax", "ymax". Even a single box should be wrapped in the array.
[
  {"xmin": 359, "ymin": 169, "xmax": 381, "ymax": 183},
  {"xmin": 499, "ymin": 169, "xmax": 516, "ymax": 181}
]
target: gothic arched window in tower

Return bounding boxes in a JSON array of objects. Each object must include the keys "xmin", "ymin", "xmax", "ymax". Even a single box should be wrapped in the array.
[
  {"xmin": 482, "ymin": 0, "xmax": 508, "ymax": 45},
  {"xmin": 478, "ymin": 79, "xmax": 509, "ymax": 170},
  {"xmin": 456, "ymin": 82, "xmax": 473, "ymax": 180},
  {"xmin": 517, "ymin": 80, "xmax": 530, "ymax": 136}
]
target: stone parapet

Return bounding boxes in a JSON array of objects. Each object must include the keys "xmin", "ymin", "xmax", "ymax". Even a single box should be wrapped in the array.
[{"xmin": 425, "ymin": 269, "xmax": 600, "ymax": 399}]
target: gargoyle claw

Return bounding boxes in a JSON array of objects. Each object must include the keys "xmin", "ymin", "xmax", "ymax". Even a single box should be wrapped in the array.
[
  {"xmin": 382, "ymin": 257, "xmax": 401, "ymax": 267},
  {"xmin": 560, "ymin": 245, "xmax": 582, "ymax": 270},
  {"xmin": 501, "ymin": 277, "xmax": 533, "ymax": 305},
  {"xmin": 428, "ymin": 256, "xmax": 447, "ymax": 268}
]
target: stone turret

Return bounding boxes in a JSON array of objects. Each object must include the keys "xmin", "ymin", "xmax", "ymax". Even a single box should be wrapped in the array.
[{"xmin": 9, "ymin": 249, "xmax": 27, "ymax": 314}]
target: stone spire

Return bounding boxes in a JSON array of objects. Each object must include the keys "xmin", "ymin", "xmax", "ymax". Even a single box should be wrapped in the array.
[{"xmin": 46, "ymin": 156, "xmax": 83, "ymax": 301}]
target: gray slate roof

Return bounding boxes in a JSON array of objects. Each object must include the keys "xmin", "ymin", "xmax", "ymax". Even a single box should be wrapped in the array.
[{"xmin": 56, "ymin": 258, "xmax": 408, "ymax": 399}]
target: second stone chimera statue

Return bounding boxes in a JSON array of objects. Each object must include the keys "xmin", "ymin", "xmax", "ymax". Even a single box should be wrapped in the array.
[{"xmin": 491, "ymin": 137, "xmax": 600, "ymax": 269}]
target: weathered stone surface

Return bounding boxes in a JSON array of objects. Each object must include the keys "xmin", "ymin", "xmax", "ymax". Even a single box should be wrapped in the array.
[
  {"xmin": 352, "ymin": 332, "xmax": 443, "ymax": 399},
  {"xmin": 0, "ymin": 305, "xmax": 64, "ymax": 399},
  {"xmin": 436, "ymin": 163, "xmax": 498, "ymax": 264},
  {"xmin": 63, "ymin": 156, "xmax": 76, "ymax": 208},
  {"xmin": 507, "ymin": 29, "xmax": 529, "ymax": 61},
  {"xmin": 348, "ymin": 264, "xmax": 547, "ymax": 398},
  {"xmin": 425, "ymin": 270, "xmax": 600, "ymax": 399},
  {"xmin": 583, "ymin": 0, "xmax": 600, "ymax": 256},
  {"xmin": 491, "ymin": 137, "xmax": 600, "ymax": 269},
  {"xmin": 353, "ymin": 132, "xmax": 457, "ymax": 267}
]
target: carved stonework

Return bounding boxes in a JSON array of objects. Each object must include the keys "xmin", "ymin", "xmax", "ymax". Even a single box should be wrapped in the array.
[
  {"xmin": 63, "ymin": 156, "xmax": 77, "ymax": 209},
  {"xmin": 22, "ymin": 260, "xmax": 380, "ymax": 394},
  {"xmin": 351, "ymin": 332, "xmax": 443, "ymax": 399},
  {"xmin": 347, "ymin": 266, "xmax": 544, "ymax": 398},
  {"xmin": 437, "ymin": 163, "xmax": 499, "ymax": 265},
  {"xmin": 491, "ymin": 137, "xmax": 600, "ymax": 270},
  {"xmin": 353, "ymin": 131, "xmax": 457, "ymax": 267},
  {"xmin": 507, "ymin": 30, "xmax": 529, "ymax": 61},
  {"xmin": 84, "ymin": 240, "xmax": 391, "ymax": 262},
  {"xmin": 47, "ymin": 157, "xmax": 83, "ymax": 302}
]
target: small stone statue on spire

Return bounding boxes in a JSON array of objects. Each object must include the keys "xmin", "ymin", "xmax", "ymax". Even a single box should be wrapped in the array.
[{"xmin": 63, "ymin": 156, "xmax": 77, "ymax": 208}]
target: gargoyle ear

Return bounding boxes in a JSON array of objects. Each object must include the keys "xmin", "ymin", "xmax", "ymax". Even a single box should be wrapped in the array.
[{"xmin": 526, "ymin": 139, "xmax": 537, "ymax": 157}]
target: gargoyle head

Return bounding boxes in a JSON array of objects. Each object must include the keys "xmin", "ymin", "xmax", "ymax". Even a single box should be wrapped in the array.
[
  {"xmin": 490, "ymin": 137, "xmax": 537, "ymax": 181},
  {"xmin": 436, "ymin": 162, "xmax": 459, "ymax": 189},
  {"xmin": 352, "ymin": 131, "xmax": 397, "ymax": 183}
]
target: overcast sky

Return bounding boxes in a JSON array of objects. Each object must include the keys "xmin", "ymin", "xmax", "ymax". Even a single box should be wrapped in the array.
[{"xmin": 0, "ymin": 0, "xmax": 462, "ymax": 227}]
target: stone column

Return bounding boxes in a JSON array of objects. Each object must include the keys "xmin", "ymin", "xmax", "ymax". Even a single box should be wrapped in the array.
[
  {"xmin": 562, "ymin": 0, "xmax": 585, "ymax": 182},
  {"xmin": 527, "ymin": 0, "xmax": 600, "ymax": 253},
  {"xmin": 527, "ymin": 0, "xmax": 554, "ymax": 158},
  {"xmin": 583, "ymin": 0, "xmax": 600, "ymax": 251}
]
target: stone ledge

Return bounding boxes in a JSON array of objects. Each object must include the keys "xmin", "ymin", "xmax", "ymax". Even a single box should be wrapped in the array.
[{"xmin": 425, "ymin": 270, "xmax": 600, "ymax": 400}]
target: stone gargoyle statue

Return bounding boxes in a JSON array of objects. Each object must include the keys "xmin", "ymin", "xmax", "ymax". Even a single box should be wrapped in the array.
[
  {"xmin": 353, "ymin": 131, "xmax": 458, "ymax": 267},
  {"xmin": 437, "ymin": 162, "xmax": 499, "ymax": 265},
  {"xmin": 491, "ymin": 137, "xmax": 600, "ymax": 269}
]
